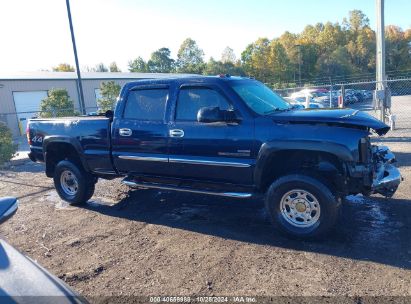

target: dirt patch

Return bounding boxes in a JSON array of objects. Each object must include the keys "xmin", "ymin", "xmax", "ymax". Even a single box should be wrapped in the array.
[{"xmin": 1, "ymin": 147, "xmax": 411, "ymax": 300}]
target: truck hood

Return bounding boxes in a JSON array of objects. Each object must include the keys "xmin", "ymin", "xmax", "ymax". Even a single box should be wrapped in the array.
[{"xmin": 270, "ymin": 108, "xmax": 390, "ymax": 136}]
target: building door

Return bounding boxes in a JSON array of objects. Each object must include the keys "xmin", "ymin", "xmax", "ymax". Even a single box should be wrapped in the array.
[{"xmin": 13, "ymin": 91, "xmax": 48, "ymax": 135}]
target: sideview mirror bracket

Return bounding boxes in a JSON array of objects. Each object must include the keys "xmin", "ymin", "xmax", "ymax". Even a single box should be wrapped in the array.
[{"xmin": 105, "ymin": 110, "xmax": 114, "ymax": 121}]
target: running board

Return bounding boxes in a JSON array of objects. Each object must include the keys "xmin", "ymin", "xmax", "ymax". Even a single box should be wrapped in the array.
[{"xmin": 121, "ymin": 179, "xmax": 253, "ymax": 199}]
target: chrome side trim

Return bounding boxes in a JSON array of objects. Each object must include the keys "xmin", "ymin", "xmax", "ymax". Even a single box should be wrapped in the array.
[
  {"xmin": 118, "ymin": 155, "xmax": 168, "ymax": 162},
  {"xmin": 92, "ymin": 169, "xmax": 118, "ymax": 175},
  {"xmin": 30, "ymin": 146, "xmax": 43, "ymax": 150},
  {"xmin": 117, "ymin": 155, "xmax": 252, "ymax": 168},
  {"xmin": 169, "ymin": 158, "xmax": 251, "ymax": 168},
  {"xmin": 122, "ymin": 180, "xmax": 253, "ymax": 199}
]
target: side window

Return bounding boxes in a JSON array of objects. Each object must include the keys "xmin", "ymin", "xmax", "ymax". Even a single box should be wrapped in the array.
[
  {"xmin": 176, "ymin": 87, "xmax": 231, "ymax": 121},
  {"xmin": 124, "ymin": 89, "xmax": 168, "ymax": 120}
]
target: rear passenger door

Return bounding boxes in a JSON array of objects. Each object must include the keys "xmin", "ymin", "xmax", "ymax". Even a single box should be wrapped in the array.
[{"xmin": 112, "ymin": 86, "xmax": 169, "ymax": 176}]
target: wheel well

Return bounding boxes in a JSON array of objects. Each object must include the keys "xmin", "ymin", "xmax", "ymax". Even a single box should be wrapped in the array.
[
  {"xmin": 45, "ymin": 142, "xmax": 83, "ymax": 177},
  {"xmin": 259, "ymin": 150, "xmax": 345, "ymax": 193}
]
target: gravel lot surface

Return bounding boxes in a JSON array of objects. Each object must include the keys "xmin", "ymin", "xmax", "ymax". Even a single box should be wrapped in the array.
[{"xmin": 1, "ymin": 99, "xmax": 410, "ymax": 302}]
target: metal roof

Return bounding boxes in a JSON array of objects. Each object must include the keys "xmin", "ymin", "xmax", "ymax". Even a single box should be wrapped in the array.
[{"xmin": 0, "ymin": 71, "xmax": 197, "ymax": 81}]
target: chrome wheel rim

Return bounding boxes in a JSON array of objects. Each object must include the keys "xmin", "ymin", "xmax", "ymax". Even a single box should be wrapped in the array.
[
  {"xmin": 280, "ymin": 189, "xmax": 321, "ymax": 228},
  {"xmin": 60, "ymin": 170, "xmax": 79, "ymax": 196}
]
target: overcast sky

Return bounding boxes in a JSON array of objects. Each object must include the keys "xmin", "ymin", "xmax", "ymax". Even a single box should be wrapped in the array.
[{"xmin": 1, "ymin": 0, "xmax": 410, "ymax": 73}]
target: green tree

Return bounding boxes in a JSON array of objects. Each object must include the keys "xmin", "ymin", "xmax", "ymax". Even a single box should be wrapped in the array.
[
  {"xmin": 109, "ymin": 62, "xmax": 121, "ymax": 72},
  {"xmin": 0, "ymin": 123, "xmax": 17, "ymax": 166},
  {"xmin": 147, "ymin": 48, "xmax": 175, "ymax": 73},
  {"xmin": 316, "ymin": 22, "xmax": 346, "ymax": 54},
  {"xmin": 39, "ymin": 88, "xmax": 76, "ymax": 117},
  {"xmin": 204, "ymin": 57, "xmax": 225, "ymax": 75},
  {"xmin": 253, "ymin": 38, "xmax": 272, "ymax": 82},
  {"xmin": 97, "ymin": 81, "xmax": 121, "ymax": 112},
  {"xmin": 204, "ymin": 57, "xmax": 244, "ymax": 76},
  {"xmin": 385, "ymin": 25, "xmax": 411, "ymax": 71},
  {"xmin": 241, "ymin": 38, "xmax": 271, "ymax": 81},
  {"xmin": 278, "ymin": 31, "xmax": 299, "ymax": 77},
  {"xmin": 241, "ymin": 43, "xmax": 255, "ymax": 75},
  {"xmin": 176, "ymin": 38, "xmax": 205, "ymax": 74},
  {"xmin": 347, "ymin": 10, "xmax": 370, "ymax": 33},
  {"xmin": 95, "ymin": 63, "xmax": 108, "ymax": 72},
  {"xmin": 221, "ymin": 46, "xmax": 236, "ymax": 64},
  {"xmin": 128, "ymin": 57, "xmax": 148, "ymax": 72},
  {"xmin": 237, "ymin": 9, "xmax": 411, "ymax": 84},
  {"xmin": 316, "ymin": 46, "xmax": 352, "ymax": 77},
  {"xmin": 268, "ymin": 40, "xmax": 291, "ymax": 82},
  {"xmin": 52, "ymin": 63, "xmax": 75, "ymax": 72}
]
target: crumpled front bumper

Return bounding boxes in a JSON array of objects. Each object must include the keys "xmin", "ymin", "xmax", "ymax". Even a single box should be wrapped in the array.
[{"xmin": 371, "ymin": 146, "xmax": 402, "ymax": 197}]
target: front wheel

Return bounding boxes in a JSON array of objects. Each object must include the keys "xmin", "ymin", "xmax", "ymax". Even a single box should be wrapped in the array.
[
  {"xmin": 265, "ymin": 174, "xmax": 340, "ymax": 239},
  {"xmin": 53, "ymin": 160, "xmax": 95, "ymax": 205}
]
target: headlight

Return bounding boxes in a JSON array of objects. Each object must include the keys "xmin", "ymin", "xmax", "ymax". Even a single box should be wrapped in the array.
[{"xmin": 359, "ymin": 136, "xmax": 371, "ymax": 163}]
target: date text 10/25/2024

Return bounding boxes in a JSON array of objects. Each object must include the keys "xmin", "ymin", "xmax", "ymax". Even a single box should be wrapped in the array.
[{"xmin": 149, "ymin": 296, "xmax": 257, "ymax": 303}]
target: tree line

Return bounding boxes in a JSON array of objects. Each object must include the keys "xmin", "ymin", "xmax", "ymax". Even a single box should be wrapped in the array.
[{"xmin": 53, "ymin": 10, "xmax": 411, "ymax": 87}]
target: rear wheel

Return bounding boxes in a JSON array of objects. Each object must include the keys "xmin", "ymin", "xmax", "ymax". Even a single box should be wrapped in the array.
[
  {"xmin": 265, "ymin": 174, "xmax": 340, "ymax": 239},
  {"xmin": 54, "ymin": 160, "xmax": 95, "ymax": 205}
]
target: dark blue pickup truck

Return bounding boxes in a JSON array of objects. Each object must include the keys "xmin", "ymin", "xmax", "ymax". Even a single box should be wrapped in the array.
[{"xmin": 28, "ymin": 76, "xmax": 401, "ymax": 239}]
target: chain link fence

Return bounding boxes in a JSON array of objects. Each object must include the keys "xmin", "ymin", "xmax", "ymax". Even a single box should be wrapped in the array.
[
  {"xmin": 272, "ymin": 77, "xmax": 411, "ymax": 137},
  {"xmin": 3, "ymin": 77, "xmax": 411, "ymax": 138}
]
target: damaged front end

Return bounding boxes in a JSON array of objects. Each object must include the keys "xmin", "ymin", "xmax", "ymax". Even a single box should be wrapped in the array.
[{"xmin": 371, "ymin": 146, "xmax": 402, "ymax": 197}]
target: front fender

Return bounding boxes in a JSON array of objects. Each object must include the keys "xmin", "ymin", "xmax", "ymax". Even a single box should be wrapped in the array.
[{"xmin": 254, "ymin": 140, "xmax": 353, "ymax": 190}]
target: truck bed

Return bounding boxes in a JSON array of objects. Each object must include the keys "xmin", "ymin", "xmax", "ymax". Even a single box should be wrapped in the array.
[{"xmin": 28, "ymin": 116, "xmax": 115, "ymax": 175}]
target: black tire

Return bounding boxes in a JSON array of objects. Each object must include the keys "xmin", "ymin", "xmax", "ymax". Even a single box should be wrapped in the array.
[
  {"xmin": 265, "ymin": 174, "xmax": 340, "ymax": 240},
  {"xmin": 53, "ymin": 160, "xmax": 95, "ymax": 205}
]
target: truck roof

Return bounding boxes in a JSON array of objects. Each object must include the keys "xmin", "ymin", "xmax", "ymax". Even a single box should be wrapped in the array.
[{"xmin": 123, "ymin": 75, "xmax": 253, "ymax": 89}]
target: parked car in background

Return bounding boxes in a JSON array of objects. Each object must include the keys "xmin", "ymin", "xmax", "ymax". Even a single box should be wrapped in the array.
[
  {"xmin": 284, "ymin": 97, "xmax": 324, "ymax": 109},
  {"xmin": 312, "ymin": 95, "xmax": 338, "ymax": 108},
  {"xmin": 290, "ymin": 88, "xmax": 328, "ymax": 100},
  {"xmin": 289, "ymin": 89, "xmax": 337, "ymax": 107},
  {"xmin": 288, "ymin": 88, "xmax": 373, "ymax": 108},
  {"xmin": 358, "ymin": 90, "xmax": 373, "ymax": 100},
  {"xmin": 0, "ymin": 197, "xmax": 86, "ymax": 303}
]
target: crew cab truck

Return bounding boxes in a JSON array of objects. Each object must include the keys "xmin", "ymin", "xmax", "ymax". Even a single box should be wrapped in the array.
[{"xmin": 28, "ymin": 76, "xmax": 402, "ymax": 239}]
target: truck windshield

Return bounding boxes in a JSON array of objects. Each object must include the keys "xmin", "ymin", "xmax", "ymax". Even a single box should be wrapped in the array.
[{"xmin": 231, "ymin": 81, "xmax": 291, "ymax": 115}]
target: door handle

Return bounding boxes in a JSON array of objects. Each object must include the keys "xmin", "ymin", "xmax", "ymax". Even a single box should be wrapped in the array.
[
  {"xmin": 119, "ymin": 128, "xmax": 132, "ymax": 136},
  {"xmin": 169, "ymin": 129, "xmax": 184, "ymax": 138}
]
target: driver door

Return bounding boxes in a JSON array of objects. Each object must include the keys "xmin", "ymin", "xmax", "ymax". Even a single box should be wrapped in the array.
[{"xmin": 168, "ymin": 84, "xmax": 255, "ymax": 185}]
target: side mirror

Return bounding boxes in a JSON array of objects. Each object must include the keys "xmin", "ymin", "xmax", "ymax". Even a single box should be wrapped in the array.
[
  {"xmin": 197, "ymin": 107, "xmax": 240, "ymax": 123},
  {"xmin": 105, "ymin": 110, "xmax": 114, "ymax": 118},
  {"xmin": 0, "ymin": 197, "xmax": 18, "ymax": 225},
  {"xmin": 105, "ymin": 110, "xmax": 114, "ymax": 122}
]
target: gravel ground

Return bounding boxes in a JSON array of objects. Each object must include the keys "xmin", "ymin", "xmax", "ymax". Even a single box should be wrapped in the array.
[{"xmin": 1, "ymin": 100, "xmax": 411, "ymax": 302}]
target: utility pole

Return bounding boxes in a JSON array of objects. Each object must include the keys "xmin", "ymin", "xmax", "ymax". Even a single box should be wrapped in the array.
[
  {"xmin": 66, "ymin": 0, "xmax": 86, "ymax": 115},
  {"xmin": 376, "ymin": 0, "xmax": 386, "ymax": 122}
]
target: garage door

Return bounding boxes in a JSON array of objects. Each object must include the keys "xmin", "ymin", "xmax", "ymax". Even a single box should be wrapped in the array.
[{"xmin": 13, "ymin": 91, "xmax": 48, "ymax": 135}]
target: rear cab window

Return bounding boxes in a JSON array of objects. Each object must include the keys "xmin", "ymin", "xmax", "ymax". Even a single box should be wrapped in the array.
[{"xmin": 123, "ymin": 88, "xmax": 169, "ymax": 120}]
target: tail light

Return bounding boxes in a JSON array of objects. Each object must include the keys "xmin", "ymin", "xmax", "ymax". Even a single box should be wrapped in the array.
[{"xmin": 26, "ymin": 123, "xmax": 31, "ymax": 145}]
